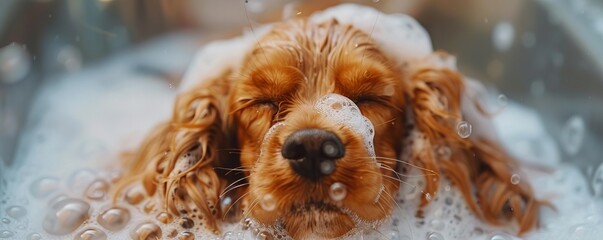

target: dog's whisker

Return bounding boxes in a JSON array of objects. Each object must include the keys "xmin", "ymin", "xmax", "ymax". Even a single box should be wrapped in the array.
[
  {"xmin": 244, "ymin": 197, "xmax": 260, "ymax": 220},
  {"xmin": 213, "ymin": 166, "xmax": 251, "ymax": 176},
  {"xmin": 217, "ymin": 148, "xmax": 244, "ymax": 151},
  {"xmin": 378, "ymin": 164, "xmax": 436, "ymax": 178},
  {"xmin": 360, "ymin": 156, "xmax": 439, "ymax": 176},
  {"xmin": 223, "ymin": 190, "xmax": 252, "ymax": 220},
  {"xmin": 220, "ymin": 177, "xmax": 249, "ymax": 199},
  {"xmin": 372, "ymin": 117, "xmax": 397, "ymax": 127}
]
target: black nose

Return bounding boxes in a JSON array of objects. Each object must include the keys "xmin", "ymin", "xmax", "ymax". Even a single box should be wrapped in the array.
[{"xmin": 281, "ymin": 129, "xmax": 345, "ymax": 180}]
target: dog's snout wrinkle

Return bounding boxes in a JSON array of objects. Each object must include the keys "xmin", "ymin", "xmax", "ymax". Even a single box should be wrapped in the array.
[{"xmin": 281, "ymin": 129, "xmax": 345, "ymax": 180}]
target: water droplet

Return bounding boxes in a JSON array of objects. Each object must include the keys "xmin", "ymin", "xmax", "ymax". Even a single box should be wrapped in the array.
[
  {"xmin": 372, "ymin": 0, "xmax": 381, "ymax": 2},
  {"xmin": 75, "ymin": 228, "xmax": 107, "ymax": 240},
  {"xmin": 320, "ymin": 160, "xmax": 335, "ymax": 175},
  {"xmin": 179, "ymin": 217, "xmax": 194, "ymax": 229},
  {"xmin": 427, "ymin": 232, "xmax": 445, "ymax": 240},
  {"xmin": 169, "ymin": 83, "xmax": 174, "ymax": 89},
  {"xmin": 296, "ymin": 11, "xmax": 302, "ymax": 15},
  {"xmin": 0, "ymin": 230, "xmax": 14, "ymax": 238},
  {"xmin": 223, "ymin": 231, "xmax": 235, "ymax": 240},
  {"xmin": 85, "ymin": 180, "xmax": 109, "ymax": 200},
  {"xmin": 29, "ymin": 177, "xmax": 60, "ymax": 199},
  {"xmin": 124, "ymin": 185, "xmax": 146, "ymax": 205},
  {"xmin": 181, "ymin": 231, "xmax": 195, "ymax": 240},
  {"xmin": 510, "ymin": 174, "xmax": 521, "ymax": 185},
  {"xmin": 329, "ymin": 182, "xmax": 347, "ymax": 201},
  {"xmin": 97, "ymin": 207, "xmax": 131, "ymax": 231},
  {"xmin": 260, "ymin": 194, "xmax": 276, "ymax": 211},
  {"xmin": 6, "ymin": 205, "xmax": 27, "ymax": 219},
  {"xmin": 456, "ymin": 121, "xmax": 472, "ymax": 139},
  {"xmin": 489, "ymin": 234, "xmax": 511, "ymax": 240},
  {"xmin": 256, "ymin": 230, "xmax": 273, "ymax": 240},
  {"xmin": 27, "ymin": 233, "xmax": 42, "ymax": 240},
  {"xmin": 560, "ymin": 116, "xmax": 585, "ymax": 156},
  {"xmin": 445, "ymin": 197, "xmax": 453, "ymax": 205},
  {"xmin": 156, "ymin": 212, "xmax": 172, "ymax": 224},
  {"xmin": 43, "ymin": 198, "xmax": 90, "ymax": 235},
  {"xmin": 497, "ymin": 94, "xmax": 508, "ymax": 107},
  {"xmin": 0, "ymin": 219, "xmax": 9, "ymax": 224},
  {"xmin": 143, "ymin": 200, "xmax": 157, "ymax": 213},
  {"xmin": 130, "ymin": 222, "xmax": 162, "ymax": 240}
]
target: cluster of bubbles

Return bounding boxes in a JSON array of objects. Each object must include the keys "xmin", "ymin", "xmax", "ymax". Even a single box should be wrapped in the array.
[{"xmin": 314, "ymin": 93, "xmax": 376, "ymax": 159}]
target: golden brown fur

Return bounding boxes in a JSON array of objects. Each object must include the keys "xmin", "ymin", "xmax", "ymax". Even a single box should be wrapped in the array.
[{"xmin": 113, "ymin": 18, "xmax": 543, "ymax": 239}]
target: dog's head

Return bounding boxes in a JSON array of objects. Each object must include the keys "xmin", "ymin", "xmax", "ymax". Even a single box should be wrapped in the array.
[
  {"xmin": 229, "ymin": 19, "xmax": 405, "ymax": 238},
  {"xmin": 115, "ymin": 16, "xmax": 541, "ymax": 240}
]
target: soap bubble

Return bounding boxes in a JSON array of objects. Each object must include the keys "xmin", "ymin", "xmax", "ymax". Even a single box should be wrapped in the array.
[
  {"xmin": 242, "ymin": 217, "xmax": 253, "ymax": 230},
  {"xmin": 320, "ymin": 160, "xmax": 336, "ymax": 175},
  {"xmin": 0, "ymin": 230, "xmax": 14, "ymax": 238},
  {"xmin": 5, "ymin": 205, "xmax": 27, "ymax": 219},
  {"xmin": 43, "ymin": 198, "xmax": 90, "ymax": 235},
  {"xmin": 456, "ymin": 121, "xmax": 472, "ymax": 139},
  {"xmin": 260, "ymin": 194, "xmax": 276, "ymax": 212},
  {"xmin": 130, "ymin": 222, "xmax": 161, "ymax": 239},
  {"xmin": 497, "ymin": 94, "xmax": 508, "ymax": 107},
  {"xmin": 592, "ymin": 163, "xmax": 603, "ymax": 198},
  {"xmin": 329, "ymin": 182, "xmax": 347, "ymax": 201},
  {"xmin": 27, "ymin": 233, "xmax": 42, "ymax": 240},
  {"xmin": 85, "ymin": 180, "xmax": 109, "ymax": 200},
  {"xmin": 29, "ymin": 177, "xmax": 60, "ymax": 199},
  {"xmin": 75, "ymin": 228, "xmax": 107, "ymax": 240},
  {"xmin": 179, "ymin": 217, "xmax": 194, "ymax": 229},
  {"xmin": 97, "ymin": 207, "xmax": 131, "ymax": 231},
  {"xmin": 510, "ymin": 174, "xmax": 521, "ymax": 185},
  {"xmin": 427, "ymin": 232, "xmax": 445, "ymax": 240},
  {"xmin": 256, "ymin": 230, "xmax": 273, "ymax": 240},
  {"xmin": 560, "ymin": 115, "xmax": 585, "ymax": 156},
  {"xmin": 155, "ymin": 212, "xmax": 172, "ymax": 224}
]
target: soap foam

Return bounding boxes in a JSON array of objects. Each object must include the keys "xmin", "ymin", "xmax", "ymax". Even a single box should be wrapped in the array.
[
  {"xmin": 1, "ymin": 4, "xmax": 603, "ymax": 240},
  {"xmin": 314, "ymin": 93, "xmax": 376, "ymax": 159}
]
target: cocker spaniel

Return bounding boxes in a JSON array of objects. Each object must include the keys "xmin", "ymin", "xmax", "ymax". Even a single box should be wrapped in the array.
[{"xmin": 114, "ymin": 7, "xmax": 543, "ymax": 239}]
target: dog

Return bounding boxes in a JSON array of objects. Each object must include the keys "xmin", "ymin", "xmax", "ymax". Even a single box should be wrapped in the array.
[{"xmin": 113, "ymin": 8, "xmax": 543, "ymax": 239}]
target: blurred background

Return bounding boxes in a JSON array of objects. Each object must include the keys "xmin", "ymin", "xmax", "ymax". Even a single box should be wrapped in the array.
[{"xmin": 1, "ymin": 0, "xmax": 602, "ymax": 186}]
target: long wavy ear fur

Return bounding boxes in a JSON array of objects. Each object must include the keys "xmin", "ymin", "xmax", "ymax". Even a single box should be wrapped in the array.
[
  {"xmin": 403, "ymin": 52, "xmax": 542, "ymax": 234},
  {"xmin": 112, "ymin": 73, "xmax": 232, "ymax": 233}
]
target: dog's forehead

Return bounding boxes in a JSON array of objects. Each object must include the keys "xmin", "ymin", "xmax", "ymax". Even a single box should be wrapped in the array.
[{"xmin": 239, "ymin": 19, "xmax": 395, "ymax": 101}]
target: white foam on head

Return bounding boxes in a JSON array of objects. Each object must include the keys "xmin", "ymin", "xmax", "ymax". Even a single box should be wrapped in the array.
[
  {"xmin": 309, "ymin": 4, "xmax": 433, "ymax": 66},
  {"xmin": 314, "ymin": 93, "xmax": 376, "ymax": 159}
]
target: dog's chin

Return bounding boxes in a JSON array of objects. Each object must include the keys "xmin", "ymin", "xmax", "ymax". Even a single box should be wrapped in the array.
[{"xmin": 278, "ymin": 202, "xmax": 356, "ymax": 239}]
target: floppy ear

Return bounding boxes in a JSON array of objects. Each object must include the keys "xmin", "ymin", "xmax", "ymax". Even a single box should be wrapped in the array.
[
  {"xmin": 113, "ymin": 72, "xmax": 233, "ymax": 232},
  {"xmin": 402, "ymin": 52, "xmax": 541, "ymax": 234}
]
